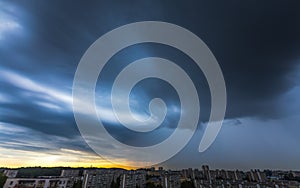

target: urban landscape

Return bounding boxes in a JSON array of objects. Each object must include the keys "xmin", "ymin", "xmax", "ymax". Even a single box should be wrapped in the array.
[
  {"xmin": 1, "ymin": 1, "xmax": 300, "ymax": 188},
  {"xmin": 1, "ymin": 165, "xmax": 300, "ymax": 188}
]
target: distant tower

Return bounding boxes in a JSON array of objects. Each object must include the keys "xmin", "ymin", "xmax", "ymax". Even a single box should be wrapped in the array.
[{"xmin": 202, "ymin": 165, "xmax": 211, "ymax": 184}]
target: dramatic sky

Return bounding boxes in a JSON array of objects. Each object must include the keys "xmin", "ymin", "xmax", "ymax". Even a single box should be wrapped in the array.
[{"xmin": 1, "ymin": 0, "xmax": 300, "ymax": 170}]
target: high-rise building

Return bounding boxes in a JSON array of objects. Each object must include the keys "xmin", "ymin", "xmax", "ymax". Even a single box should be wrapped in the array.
[
  {"xmin": 60, "ymin": 169, "xmax": 80, "ymax": 177},
  {"xmin": 83, "ymin": 169, "xmax": 123, "ymax": 188},
  {"xmin": 202, "ymin": 165, "xmax": 211, "ymax": 183},
  {"xmin": 4, "ymin": 177, "xmax": 70, "ymax": 188},
  {"xmin": 121, "ymin": 170, "xmax": 146, "ymax": 188}
]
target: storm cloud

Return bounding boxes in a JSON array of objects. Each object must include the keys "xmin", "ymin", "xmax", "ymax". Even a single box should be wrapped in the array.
[{"xmin": 1, "ymin": 0, "xmax": 300, "ymax": 169}]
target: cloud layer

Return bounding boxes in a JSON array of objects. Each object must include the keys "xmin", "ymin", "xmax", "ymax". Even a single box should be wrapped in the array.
[{"xmin": 1, "ymin": 0, "xmax": 300, "ymax": 169}]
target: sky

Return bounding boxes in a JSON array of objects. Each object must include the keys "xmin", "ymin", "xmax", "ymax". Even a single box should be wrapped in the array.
[{"xmin": 1, "ymin": 0, "xmax": 300, "ymax": 170}]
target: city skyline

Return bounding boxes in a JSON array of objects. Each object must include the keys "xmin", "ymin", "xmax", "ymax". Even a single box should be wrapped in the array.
[
  {"xmin": 1, "ymin": 0, "xmax": 300, "ymax": 170},
  {"xmin": 1, "ymin": 166, "xmax": 300, "ymax": 188}
]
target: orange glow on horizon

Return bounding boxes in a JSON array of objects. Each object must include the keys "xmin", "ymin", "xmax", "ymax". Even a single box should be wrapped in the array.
[
  {"xmin": 0, "ymin": 148, "xmax": 138, "ymax": 170},
  {"xmin": 1, "ymin": 162, "xmax": 135, "ymax": 170},
  {"xmin": 1, "ymin": 158, "xmax": 137, "ymax": 170}
]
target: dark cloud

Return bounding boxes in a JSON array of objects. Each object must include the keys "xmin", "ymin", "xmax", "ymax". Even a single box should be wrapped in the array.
[
  {"xmin": 154, "ymin": 1, "xmax": 300, "ymax": 118},
  {"xmin": 1, "ymin": 0, "xmax": 300, "ymax": 168},
  {"xmin": 3, "ymin": 0, "xmax": 299, "ymax": 120}
]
